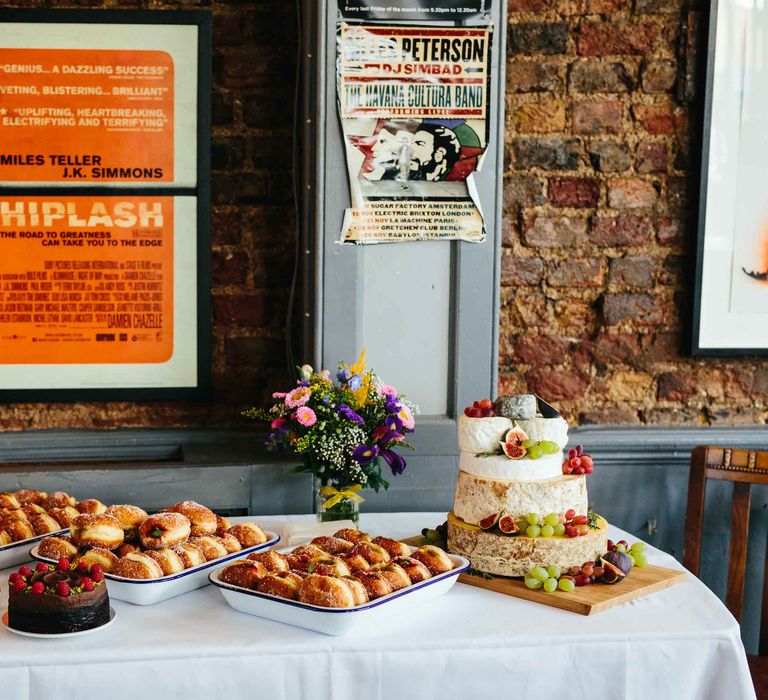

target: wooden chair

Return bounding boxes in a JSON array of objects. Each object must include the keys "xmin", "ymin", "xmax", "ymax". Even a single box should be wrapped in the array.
[{"xmin": 684, "ymin": 445, "xmax": 768, "ymax": 698}]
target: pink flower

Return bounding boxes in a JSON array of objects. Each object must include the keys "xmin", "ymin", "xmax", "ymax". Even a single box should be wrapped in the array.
[
  {"xmin": 285, "ymin": 386, "xmax": 311, "ymax": 408},
  {"xmin": 271, "ymin": 417, "xmax": 287, "ymax": 430},
  {"xmin": 294, "ymin": 406, "xmax": 316, "ymax": 427},
  {"xmin": 379, "ymin": 384, "xmax": 398, "ymax": 396},
  {"xmin": 397, "ymin": 404, "xmax": 415, "ymax": 430},
  {"xmin": 272, "ymin": 392, "xmax": 287, "ymax": 399}
]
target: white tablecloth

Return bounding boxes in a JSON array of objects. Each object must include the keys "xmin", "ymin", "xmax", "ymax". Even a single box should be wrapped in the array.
[{"xmin": 0, "ymin": 513, "xmax": 756, "ymax": 700}]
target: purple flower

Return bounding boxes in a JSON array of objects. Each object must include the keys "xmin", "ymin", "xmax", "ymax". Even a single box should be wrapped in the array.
[
  {"xmin": 384, "ymin": 415, "xmax": 403, "ymax": 432},
  {"xmin": 352, "ymin": 444, "xmax": 379, "ymax": 465},
  {"xmin": 338, "ymin": 404, "xmax": 364, "ymax": 425},
  {"xmin": 348, "ymin": 374, "xmax": 362, "ymax": 390},
  {"xmin": 380, "ymin": 447, "xmax": 406, "ymax": 476},
  {"xmin": 384, "ymin": 396, "xmax": 401, "ymax": 414},
  {"xmin": 337, "ymin": 369, "xmax": 349, "ymax": 383}
]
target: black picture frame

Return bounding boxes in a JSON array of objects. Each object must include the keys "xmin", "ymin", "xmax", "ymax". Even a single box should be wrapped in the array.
[{"xmin": 0, "ymin": 8, "xmax": 213, "ymax": 400}]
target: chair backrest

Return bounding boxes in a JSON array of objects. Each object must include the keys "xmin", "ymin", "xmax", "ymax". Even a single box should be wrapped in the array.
[{"xmin": 684, "ymin": 445, "xmax": 768, "ymax": 654}]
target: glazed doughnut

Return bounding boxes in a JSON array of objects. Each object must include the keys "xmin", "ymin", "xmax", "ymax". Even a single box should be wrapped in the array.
[
  {"xmin": 257, "ymin": 571, "xmax": 304, "ymax": 600},
  {"xmin": 354, "ymin": 570, "xmax": 393, "ymax": 600},
  {"xmin": 247, "ymin": 551, "xmax": 289, "ymax": 573},
  {"xmin": 173, "ymin": 542, "xmax": 206, "ymax": 569},
  {"xmin": 78, "ymin": 547, "xmax": 119, "ymax": 573},
  {"xmin": 227, "ymin": 522, "xmax": 268, "ymax": 547},
  {"xmin": 310, "ymin": 536, "xmax": 355, "ymax": 555},
  {"xmin": 14, "ymin": 489, "xmax": 47, "ymax": 506},
  {"xmin": 115, "ymin": 543, "xmax": 140, "ymax": 557},
  {"xmin": 105, "ymin": 504, "xmax": 149, "ymax": 543},
  {"xmin": 369, "ymin": 561, "xmax": 411, "ymax": 591},
  {"xmin": 70, "ymin": 514, "xmax": 124, "ymax": 549},
  {"xmin": 339, "ymin": 551, "xmax": 371, "ymax": 573},
  {"xmin": 393, "ymin": 556, "xmax": 433, "ymax": 584},
  {"xmin": 139, "ymin": 512, "xmax": 191, "ymax": 550},
  {"xmin": 334, "ymin": 528, "xmax": 371, "ymax": 544},
  {"xmin": 42, "ymin": 492, "xmax": 76, "ymax": 511},
  {"xmin": 216, "ymin": 515, "xmax": 232, "ymax": 535},
  {"xmin": 372, "ymin": 536, "xmax": 412, "ymax": 559},
  {"xmin": 410, "ymin": 545, "xmax": 454, "ymax": 575},
  {"xmin": 217, "ymin": 532, "xmax": 242, "ymax": 554},
  {"xmin": 166, "ymin": 501, "xmax": 217, "ymax": 537},
  {"xmin": 5, "ymin": 519, "xmax": 35, "ymax": 542},
  {"xmin": 349, "ymin": 541, "xmax": 390, "ymax": 566},
  {"xmin": 113, "ymin": 552, "xmax": 163, "ymax": 579},
  {"xmin": 37, "ymin": 535, "xmax": 78, "ymax": 560},
  {"xmin": 29, "ymin": 512, "xmax": 63, "ymax": 536},
  {"xmin": 145, "ymin": 548, "xmax": 185, "ymax": 576},
  {"xmin": 21, "ymin": 503, "xmax": 45, "ymax": 517},
  {"xmin": 76, "ymin": 499, "xmax": 107, "ymax": 515},
  {"xmin": 220, "ymin": 560, "xmax": 268, "ymax": 589},
  {"xmin": 48, "ymin": 506, "xmax": 80, "ymax": 527},
  {"xmin": 299, "ymin": 574, "xmax": 356, "ymax": 608},
  {"xmin": 341, "ymin": 576, "xmax": 370, "ymax": 606},
  {"xmin": 189, "ymin": 535, "xmax": 228, "ymax": 561},
  {"xmin": 0, "ymin": 530, "xmax": 11, "ymax": 546},
  {"xmin": 0, "ymin": 493, "xmax": 20, "ymax": 509}
]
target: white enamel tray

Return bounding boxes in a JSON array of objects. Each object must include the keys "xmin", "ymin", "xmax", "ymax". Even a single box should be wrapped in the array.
[
  {"xmin": 0, "ymin": 529, "xmax": 68, "ymax": 570},
  {"xmin": 210, "ymin": 547, "xmax": 470, "ymax": 636},
  {"xmin": 31, "ymin": 531, "xmax": 280, "ymax": 606}
]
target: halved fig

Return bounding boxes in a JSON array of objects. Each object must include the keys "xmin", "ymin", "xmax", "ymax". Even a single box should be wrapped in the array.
[
  {"xmin": 599, "ymin": 551, "xmax": 630, "ymax": 584},
  {"xmin": 497, "ymin": 512, "xmax": 520, "ymax": 535},
  {"xmin": 479, "ymin": 512, "xmax": 501, "ymax": 530},
  {"xmin": 504, "ymin": 427, "xmax": 529, "ymax": 446},
  {"xmin": 502, "ymin": 442, "xmax": 527, "ymax": 460}
]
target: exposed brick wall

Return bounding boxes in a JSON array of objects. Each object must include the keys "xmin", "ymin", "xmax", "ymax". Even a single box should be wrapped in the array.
[
  {"xmin": 0, "ymin": 0, "xmax": 297, "ymax": 429},
  {"xmin": 499, "ymin": 0, "xmax": 768, "ymax": 426}
]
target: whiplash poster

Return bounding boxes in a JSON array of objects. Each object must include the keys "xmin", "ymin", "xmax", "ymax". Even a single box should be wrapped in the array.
[{"xmin": 337, "ymin": 23, "xmax": 492, "ymax": 243}]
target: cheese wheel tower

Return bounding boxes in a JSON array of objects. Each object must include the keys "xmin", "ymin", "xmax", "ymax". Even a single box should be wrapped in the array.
[{"xmin": 447, "ymin": 394, "xmax": 607, "ymax": 577}]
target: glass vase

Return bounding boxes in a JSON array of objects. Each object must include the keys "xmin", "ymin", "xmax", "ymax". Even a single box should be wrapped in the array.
[{"xmin": 314, "ymin": 477, "xmax": 361, "ymax": 526}]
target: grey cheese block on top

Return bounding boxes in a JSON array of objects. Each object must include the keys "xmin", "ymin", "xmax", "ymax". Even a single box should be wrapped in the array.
[{"xmin": 494, "ymin": 394, "xmax": 537, "ymax": 420}]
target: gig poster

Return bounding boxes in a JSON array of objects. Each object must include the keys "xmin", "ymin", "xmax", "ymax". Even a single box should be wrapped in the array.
[
  {"xmin": 337, "ymin": 23, "xmax": 492, "ymax": 244},
  {"xmin": 0, "ymin": 195, "xmax": 199, "ymax": 390}
]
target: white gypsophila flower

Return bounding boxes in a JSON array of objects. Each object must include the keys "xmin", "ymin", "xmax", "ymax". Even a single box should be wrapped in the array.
[
  {"xmin": 312, "ymin": 424, "xmax": 368, "ymax": 469},
  {"xmin": 401, "ymin": 397, "xmax": 419, "ymax": 415}
]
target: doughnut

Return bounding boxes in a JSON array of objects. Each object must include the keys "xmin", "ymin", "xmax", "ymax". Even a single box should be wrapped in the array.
[
  {"xmin": 289, "ymin": 569, "xmax": 309, "ymax": 579},
  {"xmin": 1, "ymin": 508, "xmax": 28, "ymax": 523},
  {"xmin": 299, "ymin": 574, "xmax": 356, "ymax": 608},
  {"xmin": 139, "ymin": 513, "xmax": 191, "ymax": 550},
  {"xmin": 354, "ymin": 570, "xmax": 393, "ymax": 600},
  {"xmin": 341, "ymin": 576, "xmax": 370, "ymax": 606},
  {"xmin": 115, "ymin": 543, "xmax": 141, "ymax": 558},
  {"xmin": 78, "ymin": 547, "xmax": 119, "ymax": 573},
  {"xmin": 334, "ymin": 528, "xmax": 371, "ymax": 544},
  {"xmin": 246, "ymin": 551, "xmax": 290, "ymax": 573},
  {"xmin": 310, "ymin": 536, "xmax": 355, "ymax": 555},
  {"xmin": 349, "ymin": 541, "xmax": 390, "ymax": 565},
  {"xmin": 145, "ymin": 548, "xmax": 185, "ymax": 576},
  {"xmin": 42, "ymin": 492, "xmax": 76, "ymax": 511},
  {"xmin": 21, "ymin": 503, "xmax": 45, "ymax": 517},
  {"xmin": 173, "ymin": 542, "xmax": 206, "ymax": 569},
  {"xmin": 48, "ymin": 506, "xmax": 80, "ymax": 527},
  {"xmin": 290, "ymin": 554, "xmax": 351, "ymax": 577},
  {"xmin": 189, "ymin": 535, "xmax": 228, "ymax": 561},
  {"xmin": 70, "ymin": 513, "xmax": 124, "ymax": 549},
  {"xmin": 257, "ymin": 571, "xmax": 304, "ymax": 600},
  {"xmin": 29, "ymin": 512, "xmax": 63, "ymax": 536},
  {"xmin": 0, "ymin": 493, "xmax": 20, "ymax": 509},
  {"xmin": 220, "ymin": 560, "xmax": 268, "ymax": 589},
  {"xmin": 0, "ymin": 529, "xmax": 11, "ymax": 546},
  {"xmin": 113, "ymin": 552, "xmax": 163, "ymax": 579},
  {"xmin": 227, "ymin": 522, "xmax": 268, "ymax": 547},
  {"xmin": 216, "ymin": 515, "xmax": 232, "ymax": 535},
  {"xmin": 410, "ymin": 545, "xmax": 454, "ymax": 575},
  {"xmin": 5, "ymin": 519, "xmax": 35, "ymax": 542},
  {"xmin": 289, "ymin": 544, "xmax": 327, "ymax": 560},
  {"xmin": 37, "ymin": 535, "xmax": 78, "ymax": 560},
  {"xmin": 339, "ymin": 551, "xmax": 371, "ymax": 573},
  {"xmin": 393, "ymin": 556, "xmax": 433, "ymax": 584},
  {"xmin": 369, "ymin": 561, "xmax": 411, "ymax": 591},
  {"xmin": 76, "ymin": 499, "xmax": 107, "ymax": 515},
  {"xmin": 105, "ymin": 505, "xmax": 149, "ymax": 543},
  {"xmin": 372, "ymin": 536, "xmax": 411, "ymax": 559},
  {"xmin": 14, "ymin": 489, "xmax": 47, "ymax": 506},
  {"xmin": 166, "ymin": 501, "xmax": 217, "ymax": 537},
  {"xmin": 218, "ymin": 532, "xmax": 242, "ymax": 554}
]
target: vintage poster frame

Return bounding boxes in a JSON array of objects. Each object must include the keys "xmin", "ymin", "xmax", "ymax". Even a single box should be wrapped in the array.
[
  {"xmin": 0, "ymin": 9, "xmax": 212, "ymax": 400},
  {"xmin": 692, "ymin": 0, "xmax": 768, "ymax": 356}
]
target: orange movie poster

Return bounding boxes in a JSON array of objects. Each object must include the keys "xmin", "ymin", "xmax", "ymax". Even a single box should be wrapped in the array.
[
  {"xmin": 0, "ymin": 48, "xmax": 174, "ymax": 183},
  {"xmin": 0, "ymin": 196, "xmax": 174, "ymax": 364}
]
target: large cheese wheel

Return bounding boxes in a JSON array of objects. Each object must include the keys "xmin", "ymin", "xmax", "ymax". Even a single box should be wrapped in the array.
[
  {"xmin": 456, "ymin": 415, "xmax": 513, "ymax": 454},
  {"xmin": 512, "ymin": 416, "xmax": 569, "ymax": 450},
  {"xmin": 458, "ymin": 451, "xmax": 562, "ymax": 481}
]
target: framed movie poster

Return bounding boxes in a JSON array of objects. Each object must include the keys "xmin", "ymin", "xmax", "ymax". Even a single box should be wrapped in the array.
[
  {"xmin": 0, "ymin": 10, "xmax": 211, "ymax": 399},
  {"xmin": 693, "ymin": 0, "xmax": 768, "ymax": 355}
]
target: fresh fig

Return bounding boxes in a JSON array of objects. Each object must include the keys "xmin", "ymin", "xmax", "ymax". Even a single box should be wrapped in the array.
[
  {"xmin": 479, "ymin": 512, "xmax": 501, "ymax": 530},
  {"xmin": 600, "ymin": 550, "xmax": 632, "ymax": 584},
  {"xmin": 502, "ymin": 442, "xmax": 527, "ymax": 460},
  {"xmin": 603, "ymin": 550, "xmax": 633, "ymax": 575},
  {"xmin": 497, "ymin": 513, "xmax": 520, "ymax": 535},
  {"xmin": 504, "ymin": 427, "xmax": 529, "ymax": 446}
]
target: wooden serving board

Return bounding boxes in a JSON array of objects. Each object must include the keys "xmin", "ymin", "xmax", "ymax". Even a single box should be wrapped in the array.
[{"xmin": 402, "ymin": 536, "xmax": 687, "ymax": 615}]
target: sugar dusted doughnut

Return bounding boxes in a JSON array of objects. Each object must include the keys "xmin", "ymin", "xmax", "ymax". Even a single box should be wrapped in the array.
[
  {"xmin": 372, "ymin": 536, "xmax": 411, "ymax": 559},
  {"xmin": 139, "ymin": 513, "xmax": 191, "ymax": 550},
  {"xmin": 339, "ymin": 551, "xmax": 371, "ymax": 573},
  {"xmin": 29, "ymin": 512, "xmax": 63, "ymax": 536},
  {"xmin": 310, "ymin": 536, "xmax": 355, "ymax": 555},
  {"xmin": 227, "ymin": 523, "xmax": 267, "ymax": 547},
  {"xmin": 216, "ymin": 515, "xmax": 232, "ymax": 535},
  {"xmin": 354, "ymin": 570, "xmax": 393, "ymax": 600},
  {"xmin": 14, "ymin": 489, "xmax": 47, "ymax": 506},
  {"xmin": 290, "ymin": 554, "xmax": 351, "ymax": 577},
  {"xmin": 78, "ymin": 547, "xmax": 119, "ymax": 573},
  {"xmin": 0, "ymin": 493, "xmax": 20, "ymax": 509},
  {"xmin": 289, "ymin": 544, "xmax": 327, "ymax": 561},
  {"xmin": 220, "ymin": 560, "xmax": 268, "ymax": 588},
  {"xmin": 105, "ymin": 505, "xmax": 148, "ymax": 543},
  {"xmin": 113, "ymin": 552, "xmax": 163, "ymax": 579},
  {"xmin": 173, "ymin": 542, "xmax": 206, "ymax": 569},
  {"xmin": 341, "ymin": 576, "xmax": 369, "ymax": 606},
  {"xmin": 349, "ymin": 541, "xmax": 390, "ymax": 566},
  {"xmin": 76, "ymin": 499, "xmax": 107, "ymax": 515},
  {"xmin": 0, "ymin": 530, "xmax": 11, "ymax": 546},
  {"xmin": 257, "ymin": 571, "xmax": 304, "ymax": 600},
  {"xmin": 5, "ymin": 519, "xmax": 35, "ymax": 542},
  {"xmin": 115, "ymin": 543, "xmax": 140, "ymax": 558},
  {"xmin": 42, "ymin": 492, "xmax": 76, "ymax": 510},
  {"xmin": 38, "ymin": 535, "xmax": 78, "ymax": 560},
  {"xmin": 217, "ymin": 532, "xmax": 242, "ymax": 554},
  {"xmin": 410, "ymin": 545, "xmax": 454, "ymax": 575},
  {"xmin": 246, "ymin": 551, "xmax": 289, "ymax": 573},
  {"xmin": 20, "ymin": 503, "xmax": 45, "ymax": 517},
  {"xmin": 145, "ymin": 548, "xmax": 185, "ymax": 576},
  {"xmin": 189, "ymin": 535, "xmax": 228, "ymax": 561},
  {"xmin": 166, "ymin": 501, "xmax": 217, "ymax": 537},
  {"xmin": 1, "ymin": 508, "xmax": 28, "ymax": 523},
  {"xmin": 369, "ymin": 561, "xmax": 411, "ymax": 591},
  {"xmin": 48, "ymin": 506, "xmax": 80, "ymax": 527},
  {"xmin": 299, "ymin": 574, "xmax": 356, "ymax": 608},
  {"xmin": 70, "ymin": 514, "xmax": 124, "ymax": 549},
  {"xmin": 334, "ymin": 528, "xmax": 371, "ymax": 544},
  {"xmin": 393, "ymin": 556, "xmax": 433, "ymax": 584}
]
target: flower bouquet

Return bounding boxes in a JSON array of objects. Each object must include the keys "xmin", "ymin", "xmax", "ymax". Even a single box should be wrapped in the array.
[{"xmin": 246, "ymin": 349, "xmax": 416, "ymax": 524}]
